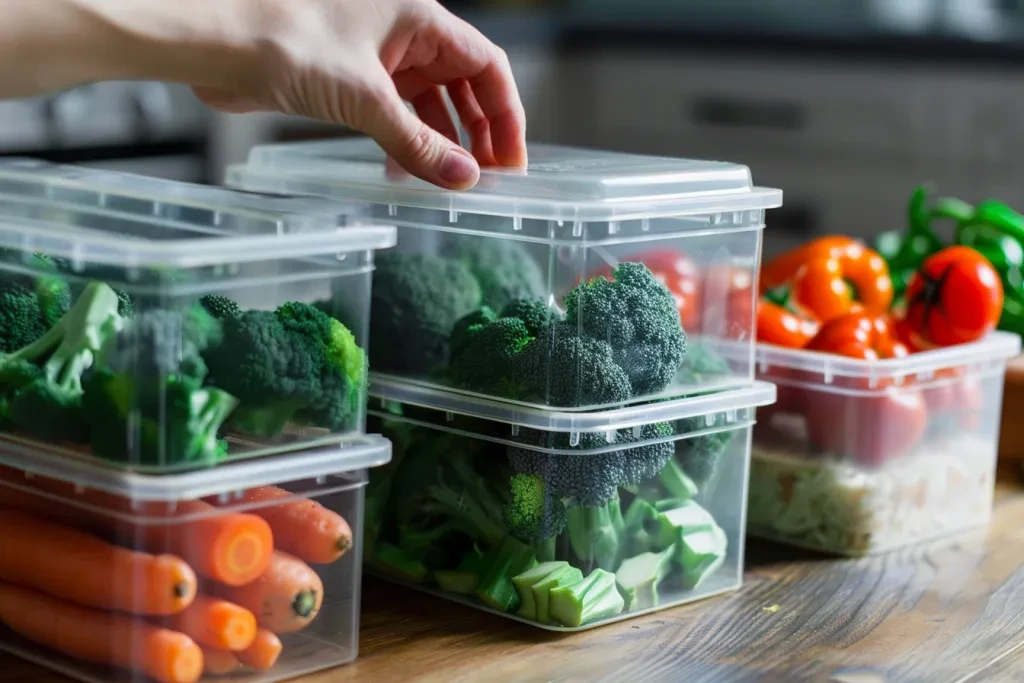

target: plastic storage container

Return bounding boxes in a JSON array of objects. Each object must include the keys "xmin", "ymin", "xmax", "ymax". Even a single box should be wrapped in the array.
[
  {"xmin": 0, "ymin": 433, "xmax": 390, "ymax": 683},
  {"xmin": 362, "ymin": 382, "xmax": 776, "ymax": 630},
  {"xmin": 746, "ymin": 332, "xmax": 1021, "ymax": 556},
  {"xmin": 227, "ymin": 139, "xmax": 783, "ymax": 410},
  {"xmin": 0, "ymin": 158, "xmax": 396, "ymax": 472}
]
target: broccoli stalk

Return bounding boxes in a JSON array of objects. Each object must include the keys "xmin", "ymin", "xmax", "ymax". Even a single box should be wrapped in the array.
[
  {"xmin": 566, "ymin": 496, "xmax": 624, "ymax": 574},
  {"xmin": 549, "ymin": 569, "xmax": 625, "ymax": 627},
  {"xmin": 420, "ymin": 454, "xmax": 508, "ymax": 547},
  {"xmin": 616, "ymin": 546, "xmax": 675, "ymax": 611},
  {"xmin": 476, "ymin": 536, "xmax": 538, "ymax": 612}
]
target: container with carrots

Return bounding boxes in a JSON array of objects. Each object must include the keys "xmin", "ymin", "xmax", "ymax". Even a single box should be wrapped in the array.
[
  {"xmin": 0, "ymin": 434, "xmax": 391, "ymax": 682},
  {"xmin": 748, "ymin": 232, "xmax": 1021, "ymax": 556}
]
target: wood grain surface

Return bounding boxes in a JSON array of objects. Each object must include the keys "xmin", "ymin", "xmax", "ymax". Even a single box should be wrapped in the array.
[
  {"xmin": 999, "ymin": 355, "xmax": 1024, "ymax": 461},
  {"xmin": 4, "ymin": 474, "xmax": 1024, "ymax": 683}
]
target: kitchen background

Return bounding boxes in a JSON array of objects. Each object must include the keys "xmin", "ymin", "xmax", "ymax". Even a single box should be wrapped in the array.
[{"xmin": 4, "ymin": 0, "xmax": 1023, "ymax": 258}]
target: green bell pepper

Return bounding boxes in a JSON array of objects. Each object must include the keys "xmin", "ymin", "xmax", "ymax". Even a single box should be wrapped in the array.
[{"xmin": 875, "ymin": 186, "xmax": 947, "ymax": 301}]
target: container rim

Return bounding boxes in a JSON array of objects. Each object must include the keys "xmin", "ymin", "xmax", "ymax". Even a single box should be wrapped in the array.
[
  {"xmin": 0, "ymin": 434, "xmax": 392, "ymax": 502},
  {"xmin": 753, "ymin": 331, "xmax": 1021, "ymax": 379},
  {"xmin": 369, "ymin": 379, "xmax": 777, "ymax": 433}
]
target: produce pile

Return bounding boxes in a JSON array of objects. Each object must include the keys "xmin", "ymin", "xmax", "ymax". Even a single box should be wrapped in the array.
[
  {"xmin": 0, "ymin": 255, "xmax": 367, "ymax": 467},
  {"xmin": 367, "ymin": 240, "xmax": 695, "ymax": 408},
  {"xmin": 363, "ymin": 413, "xmax": 738, "ymax": 628},
  {"xmin": 0, "ymin": 469, "xmax": 354, "ymax": 682},
  {"xmin": 748, "ymin": 187, "xmax": 1011, "ymax": 554}
]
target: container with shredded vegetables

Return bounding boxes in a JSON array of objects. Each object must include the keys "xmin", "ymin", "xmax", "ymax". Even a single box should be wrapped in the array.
[{"xmin": 746, "ymin": 333, "xmax": 1019, "ymax": 556}]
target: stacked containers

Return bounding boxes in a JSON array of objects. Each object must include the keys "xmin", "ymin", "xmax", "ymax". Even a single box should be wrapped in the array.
[
  {"xmin": 746, "ymin": 333, "xmax": 1021, "ymax": 556},
  {"xmin": 228, "ymin": 139, "xmax": 784, "ymax": 628},
  {"xmin": 0, "ymin": 159, "xmax": 398, "ymax": 681}
]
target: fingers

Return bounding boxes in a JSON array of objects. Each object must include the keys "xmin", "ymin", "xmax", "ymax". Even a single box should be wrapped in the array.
[
  {"xmin": 461, "ymin": 50, "xmax": 527, "ymax": 168},
  {"xmin": 393, "ymin": 72, "xmax": 461, "ymax": 145},
  {"xmin": 357, "ymin": 77, "xmax": 480, "ymax": 190},
  {"xmin": 447, "ymin": 78, "xmax": 496, "ymax": 167}
]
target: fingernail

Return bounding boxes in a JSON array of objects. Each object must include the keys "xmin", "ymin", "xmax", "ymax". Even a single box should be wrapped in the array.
[{"xmin": 439, "ymin": 149, "xmax": 478, "ymax": 186}]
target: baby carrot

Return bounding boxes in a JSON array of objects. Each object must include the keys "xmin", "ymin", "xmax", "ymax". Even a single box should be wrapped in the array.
[
  {"xmin": 163, "ymin": 595, "xmax": 257, "ymax": 651},
  {"xmin": 210, "ymin": 485, "xmax": 352, "ymax": 564},
  {"xmin": 0, "ymin": 581, "xmax": 203, "ymax": 683},
  {"xmin": 200, "ymin": 647, "xmax": 241, "ymax": 676},
  {"xmin": 215, "ymin": 551, "xmax": 323, "ymax": 633},
  {"xmin": 0, "ymin": 468, "xmax": 274, "ymax": 586},
  {"xmin": 236, "ymin": 629, "xmax": 283, "ymax": 670},
  {"xmin": 0, "ymin": 510, "xmax": 196, "ymax": 616}
]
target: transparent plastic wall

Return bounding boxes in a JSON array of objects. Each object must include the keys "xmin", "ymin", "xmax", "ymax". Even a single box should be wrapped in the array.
[
  {"xmin": 747, "ymin": 332, "xmax": 1020, "ymax": 556},
  {"xmin": 0, "ymin": 159, "xmax": 395, "ymax": 472},
  {"xmin": 227, "ymin": 139, "xmax": 782, "ymax": 411}
]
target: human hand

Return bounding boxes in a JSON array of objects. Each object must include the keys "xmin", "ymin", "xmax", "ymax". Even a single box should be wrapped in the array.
[{"xmin": 193, "ymin": 0, "xmax": 527, "ymax": 189}]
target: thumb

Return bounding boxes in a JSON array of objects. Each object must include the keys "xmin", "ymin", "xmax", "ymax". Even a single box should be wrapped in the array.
[{"xmin": 357, "ymin": 83, "xmax": 480, "ymax": 191}]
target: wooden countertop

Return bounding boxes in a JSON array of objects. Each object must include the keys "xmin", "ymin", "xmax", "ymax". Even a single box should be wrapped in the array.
[{"xmin": 6, "ymin": 469, "xmax": 1024, "ymax": 683}]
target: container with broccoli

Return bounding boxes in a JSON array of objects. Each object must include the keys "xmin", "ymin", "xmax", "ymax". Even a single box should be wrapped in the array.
[
  {"xmin": 228, "ymin": 138, "xmax": 782, "ymax": 409},
  {"xmin": 0, "ymin": 159, "xmax": 396, "ymax": 472},
  {"xmin": 362, "ymin": 380, "xmax": 775, "ymax": 630}
]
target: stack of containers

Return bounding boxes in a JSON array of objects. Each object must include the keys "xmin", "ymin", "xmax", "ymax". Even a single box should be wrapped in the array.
[
  {"xmin": 228, "ymin": 139, "xmax": 783, "ymax": 629},
  {"xmin": 0, "ymin": 159, "xmax": 399, "ymax": 681}
]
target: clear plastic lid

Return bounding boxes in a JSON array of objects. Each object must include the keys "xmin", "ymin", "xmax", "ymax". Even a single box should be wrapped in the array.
[
  {"xmin": 370, "ymin": 377, "xmax": 776, "ymax": 433},
  {"xmin": 0, "ymin": 434, "xmax": 391, "ymax": 502},
  {"xmin": 226, "ymin": 138, "xmax": 783, "ymax": 222},
  {"xmin": 754, "ymin": 331, "xmax": 1021, "ymax": 386},
  {"xmin": 0, "ymin": 158, "xmax": 397, "ymax": 268}
]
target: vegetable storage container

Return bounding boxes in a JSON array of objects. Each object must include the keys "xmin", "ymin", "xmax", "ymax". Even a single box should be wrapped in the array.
[
  {"xmin": 363, "ymin": 381, "xmax": 776, "ymax": 630},
  {"xmin": 0, "ymin": 158, "xmax": 396, "ymax": 472},
  {"xmin": 747, "ymin": 332, "xmax": 1021, "ymax": 556},
  {"xmin": 0, "ymin": 433, "xmax": 390, "ymax": 683},
  {"xmin": 226, "ymin": 138, "xmax": 782, "ymax": 410}
]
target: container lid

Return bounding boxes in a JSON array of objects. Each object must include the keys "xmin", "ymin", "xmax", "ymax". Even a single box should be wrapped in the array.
[
  {"xmin": 754, "ymin": 331, "xmax": 1021, "ymax": 385},
  {"xmin": 0, "ymin": 434, "xmax": 391, "ymax": 502},
  {"xmin": 370, "ymin": 377, "xmax": 776, "ymax": 433},
  {"xmin": 0, "ymin": 158, "xmax": 397, "ymax": 268},
  {"xmin": 226, "ymin": 138, "xmax": 783, "ymax": 222}
]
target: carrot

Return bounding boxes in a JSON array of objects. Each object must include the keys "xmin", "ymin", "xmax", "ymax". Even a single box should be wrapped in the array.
[
  {"xmin": 0, "ymin": 510, "xmax": 196, "ymax": 616},
  {"xmin": 0, "ymin": 467, "xmax": 274, "ymax": 586},
  {"xmin": 208, "ymin": 485, "xmax": 352, "ymax": 564},
  {"xmin": 236, "ymin": 629, "xmax": 283, "ymax": 670},
  {"xmin": 200, "ymin": 647, "xmax": 240, "ymax": 676},
  {"xmin": 214, "ymin": 551, "xmax": 323, "ymax": 633},
  {"xmin": 0, "ymin": 581, "xmax": 203, "ymax": 683},
  {"xmin": 162, "ymin": 595, "xmax": 257, "ymax": 651}
]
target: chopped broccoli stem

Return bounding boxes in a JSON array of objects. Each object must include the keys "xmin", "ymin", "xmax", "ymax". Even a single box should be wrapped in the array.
[
  {"xmin": 549, "ymin": 569, "xmax": 624, "ymax": 627},
  {"xmin": 616, "ymin": 546, "xmax": 675, "ymax": 611},
  {"xmin": 511, "ymin": 561, "xmax": 570, "ymax": 621},
  {"xmin": 677, "ymin": 526, "xmax": 728, "ymax": 589},
  {"xmin": 476, "ymin": 537, "xmax": 538, "ymax": 613},
  {"xmin": 434, "ymin": 570, "xmax": 480, "ymax": 595},
  {"xmin": 532, "ymin": 564, "xmax": 584, "ymax": 624},
  {"xmin": 622, "ymin": 497, "xmax": 663, "ymax": 557},
  {"xmin": 372, "ymin": 543, "xmax": 428, "ymax": 583},
  {"xmin": 659, "ymin": 459, "xmax": 698, "ymax": 500},
  {"xmin": 566, "ymin": 497, "xmax": 624, "ymax": 573}
]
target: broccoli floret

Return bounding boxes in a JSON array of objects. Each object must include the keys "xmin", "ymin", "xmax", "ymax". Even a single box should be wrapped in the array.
[
  {"xmin": 203, "ymin": 303, "xmax": 363, "ymax": 437},
  {"xmin": 0, "ymin": 288, "xmax": 48, "ymax": 353},
  {"xmin": 97, "ymin": 307, "xmax": 220, "ymax": 384},
  {"xmin": 199, "ymin": 294, "xmax": 242, "ymax": 320},
  {"xmin": 449, "ymin": 317, "xmax": 533, "ymax": 394},
  {"xmin": 565, "ymin": 262, "xmax": 687, "ymax": 396},
  {"xmin": 675, "ymin": 416, "xmax": 737, "ymax": 487},
  {"xmin": 504, "ymin": 473, "xmax": 568, "ymax": 555},
  {"xmin": 368, "ymin": 252, "xmax": 481, "ymax": 375},
  {"xmin": 114, "ymin": 290, "xmax": 134, "ymax": 319},
  {"xmin": 441, "ymin": 238, "xmax": 545, "ymax": 312},
  {"xmin": 8, "ymin": 379, "xmax": 88, "ymax": 443},
  {"xmin": 677, "ymin": 343, "xmax": 731, "ymax": 383},
  {"xmin": 449, "ymin": 307, "xmax": 497, "ymax": 361},
  {"xmin": 500, "ymin": 298, "xmax": 556, "ymax": 338},
  {"xmin": 516, "ymin": 322, "xmax": 632, "ymax": 407},
  {"xmin": 549, "ymin": 568, "xmax": 624, "ymax": 627}
]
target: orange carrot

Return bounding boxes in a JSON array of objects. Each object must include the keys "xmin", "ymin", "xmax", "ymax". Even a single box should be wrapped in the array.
[
  {"xmin": 0, "ymin": 468, "xmax": 274, "ymax": 586},
  {"xmin": 200, "ymin": 647, "xmax": 240, "ymax": 676},
  {"xmin": 214, "ymin": 551, "xmax": 323, "ymax": 633},
  {"xmin": 0, "ymin": 581, "xmax": 203, "ymax": 683},
  {"xmin": 236, "ymin": 629, "xmax": 283, "ymax": 670},
  {"xmin": 0, "ymin": 510, "xmax": 196, "ymax": 616},
  {"xmin": 162, "ymin": 595, "xmax": 257, "ymax": 651},
  {"xmin": 209, "ymin": 485, "xmax": 352, "ymax": 564}
]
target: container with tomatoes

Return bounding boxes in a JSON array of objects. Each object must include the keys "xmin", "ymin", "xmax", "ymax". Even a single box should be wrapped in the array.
[
  {"xmin": 747, "ymin": 235, "xmax": 1021, "ymax": 556},
  {"xmin": 0, "ymin": 434, "xmax": 391, "ymax": 683}
]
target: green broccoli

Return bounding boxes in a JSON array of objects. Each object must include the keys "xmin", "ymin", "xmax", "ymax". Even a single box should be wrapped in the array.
[
  {"xmin": 368, "ymin": 252, "xmax": 481, "ymax": 375},
  {"xmin": 565, "ymin": 262, "xmax": 687, "ymax": 396},
  {"xmin": 675, "ymin": 415, "xmax": 737, "ymax": 487},
  {"xmin": 441, "ymin": 237, "xmax": 545, "ymax": 312},
  {"xmin": 203, "ymin": 302, "xmax": 363, "ymax": 437},
  {"xmin": 504, "ymin": 473, "xmax": 568, "ymax": 561},
  {"xmin": 199, "ymin": 294, "xmax": 241, "ymax": 320},
  {"xmin": 0, "ymin": 288, "xmax": 49, "ymax": 353},
  {"xmin": 677, "ymin": 342, "xmax": 731, "ymax": 383},
  {"xmin": 566, "ymin": 496, "xmax": 624, "ymax": 572},
  {"xmin": 549, "ymin": 568, "xmax": 624, "ymax": 627},
  {"xmin": 616, "ymin": 546, "xmax": 675, "ymax": 611},
  {"xmin": 500, "ymin": 298, "xmax": 555, "ymax": 338},
  {"xmin": 476, "ymin": 536, "xmax": 538, "ymax": 612},
  {"xmin": 449, "ymin": 306, "xmax": 497, "ymax": 360},
  {"xmin": 0, "ymin": 253, "xmax": 75, "ymax": 352},
  {"xmin": 449, "ymin": 316, "xmax": 533, "ymax": 395},
  {"xmin": 114, "ymin": 290, "xmax": 135, "ymax": 319}
]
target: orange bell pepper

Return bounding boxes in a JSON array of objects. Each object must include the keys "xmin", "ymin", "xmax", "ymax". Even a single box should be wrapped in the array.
[
  {"xmin": 762, "ymin": 236, "xmax": 894, "ymax": 323},
  {"xmin": 756, "ymin": 300, "xmax": 818, "ymax": 349},
  {"xmin": 805, "ymin": 313, "xmax": 908, "ymax": 361}
]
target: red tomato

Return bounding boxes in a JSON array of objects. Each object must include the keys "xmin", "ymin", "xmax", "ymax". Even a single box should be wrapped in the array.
[
  {"xmin": 757, "ymin": 300, "xmax": 819, "ymax": 349},
  {"xmin": 806, "ymin": 314, "xmax": 909, "ymax": 363},
  {"xmin": 903, "ymin": 246, "xmax": 1003, "ymax": 348},
  {"xmin": 701, "ymin": 266, "xmax": 755, "ymax": 340},
  {"xmin": 586, "ymin": 250, "xmax": 702, "ymax": 331},
  {"xmin": 804, "ymin": 389, "xmax": 928, "ymax": 468}
]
